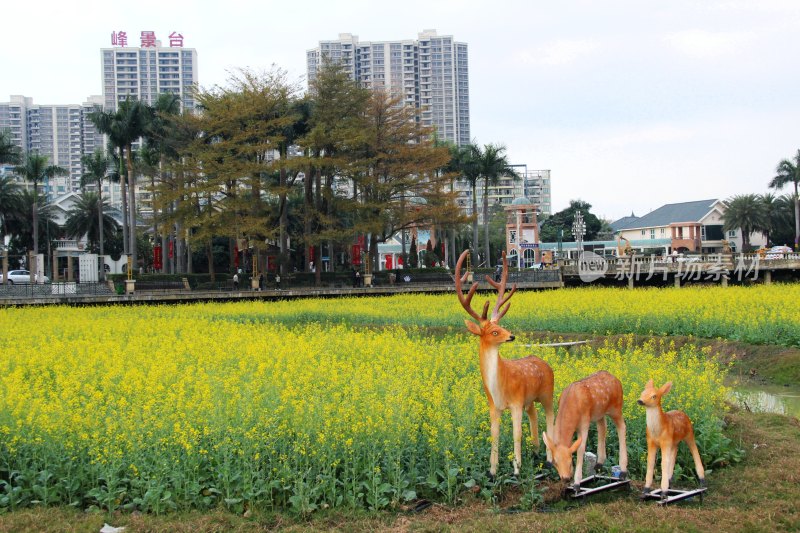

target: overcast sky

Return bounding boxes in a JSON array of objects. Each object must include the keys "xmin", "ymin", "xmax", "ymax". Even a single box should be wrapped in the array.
[{"xmin": 2, "ymin": 0, "xmax": 799, "ymax": 220}]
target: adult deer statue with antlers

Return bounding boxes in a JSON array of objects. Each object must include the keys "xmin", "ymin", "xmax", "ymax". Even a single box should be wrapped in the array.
[
  {"xmin": 542, "ymin": 370, "xmax": 629, "ymax": 488},
  {"xmin": 638, "ymin": 379, "xmax": 705, "ymax": 500},
  {"xmin": 455, "ymin": 249, "xmax": 555, "ymax": 478}
]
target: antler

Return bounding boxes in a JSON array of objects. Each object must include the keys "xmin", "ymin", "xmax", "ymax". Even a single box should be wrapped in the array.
[
  {"xmin": 455, "ymin": 250, "xmax": 487, "ymax": 321},
  {"xmin": 484, "ymin": 250, "xmax": 518, "ymax": 322}
]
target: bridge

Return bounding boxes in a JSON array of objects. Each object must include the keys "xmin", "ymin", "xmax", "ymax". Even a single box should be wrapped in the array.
[{"xmin": 560, "ymin": 252, "xmax": 800, "ymax": 287}]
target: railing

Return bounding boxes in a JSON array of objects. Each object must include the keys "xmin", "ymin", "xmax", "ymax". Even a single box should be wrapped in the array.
[
  {"xmin": 54, "ymin": 239, "xmax": 85, "ymax": 251},
  {"xmin": 0, "ymin": 282, "xmax": 115, "ymax": 299}
]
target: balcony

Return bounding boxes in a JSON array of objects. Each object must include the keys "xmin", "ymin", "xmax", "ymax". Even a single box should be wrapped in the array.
[{"xmin": 54, "ymin": 240, "xmax": 86, "ymax": 252}]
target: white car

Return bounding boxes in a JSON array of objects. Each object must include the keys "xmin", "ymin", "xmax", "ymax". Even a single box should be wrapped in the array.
[
  {"xmin": 765, "ymin": 245, "xmax": 793, "ymax": 260},
  {"xmin": 0, "ymin": 269, "xmax": 50, "ymax": 284}
]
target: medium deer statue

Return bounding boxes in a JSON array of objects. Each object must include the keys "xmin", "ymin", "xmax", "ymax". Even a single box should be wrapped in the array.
[
  {"xmin": 638, "ymin": 379, "xmax": 705, "ymax": 499},
  {"xmin": 542, "ymin": 370, "xmax": 628, "ymax": 487},
  {"xmin": 455, "ymin": 249, "xmax": 555, "ymax": 478}
]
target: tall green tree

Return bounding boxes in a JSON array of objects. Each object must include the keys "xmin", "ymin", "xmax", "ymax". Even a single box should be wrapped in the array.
[
  {"xmin": 769, "ymin": 150, "xmax": 800, "ymax": 250},
  {"xmin": 476, "ymin": 143, "xmax": 518, "ymax": 265},
  {"xmin": 723, "ymin": 194, "xmax": 768, "ymax": 251},
  {"xmin": 89, "ymin": 98, "xmax": 148, "ymax": 267},
  {"xmin": 0, "ymin": 129, "xmax": 21, "ymax": 165},
  {"xmin": 12, "ymin": 152, "xmax": 67, "ymax": 260},
  {"xmin": 64, "ymin": 193, "xmax": 120, "ymax": 253},
  {"xmin": 80, "ymin": 148, "xmax": 113, "ymax": 259},
  {"xmin": 0, "ymin": 175, "xmax": 21, "ymax": 244},
  {"xmin": 144, "ymin": 93, "xmax": 181, "ymax": 273},
  {"xmin": 450, "ymin": 143, "xmax": 481, "ymax": 266},
  {"xmin": 276, "ymin": 99, "xmax": 310, "ymax": 277},
  {"xmin": 6, "ymin": 190, "xmax": 59, "ymax": 256},
  {"xmin": 769, "ymin": 194, "xmax": 797, "ymax": 247},
  {"xmin": 540, "ymin": 200, "xmax": 603, "ymax": 243},
  {"xmin": 351, "ymin": 90, "xmax": 454, "ymax": 271},
  {"xmin": 304, "ymin": 60, "xmax": 370, "ymax": 284}
]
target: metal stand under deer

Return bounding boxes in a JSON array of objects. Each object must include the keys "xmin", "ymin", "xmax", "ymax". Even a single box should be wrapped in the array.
[
  {"xmin": 455, "ymin": 250, "xmax": 555, "ymax": 478},
  {"xmin": 638, "ymin": 379, "xmax": 706, "ymax": 503},
  {"xmin": 542, "ymin": 370, "xmax": 629, "ymax": 488}
]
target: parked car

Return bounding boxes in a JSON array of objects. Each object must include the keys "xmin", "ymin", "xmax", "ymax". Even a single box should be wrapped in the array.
[
  {"xmin": 0, "ymin": 269, "xmax": 50, "ymax": 284},
  {"xmin": 765, "ymin": 245, "xmax": 793, "ymax": 260}
]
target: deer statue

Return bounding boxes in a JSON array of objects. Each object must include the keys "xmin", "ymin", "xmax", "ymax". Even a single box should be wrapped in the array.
[
  {"xmin": 455, "ymin": 249, "xmax": 555, "ymax": 478},
  {"xmin": 638, "ymin": 379, "xmax": 705, "ymax": 500},
  {"xmin": 542, "ymin": 370, "xmax": 628, "ymax": 488}
]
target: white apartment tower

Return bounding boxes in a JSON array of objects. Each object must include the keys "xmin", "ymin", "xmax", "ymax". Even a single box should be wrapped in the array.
[
  {"xmin": 0, "ymin": 95, "xmax": 105, "ymax": 199},
  {"xmin": 307, "ymin": 30, "xmax": 470, "ymax": 146},
  {"xmin": 101, "ymin": 30, "xmax": 198, "ymax": 112}
]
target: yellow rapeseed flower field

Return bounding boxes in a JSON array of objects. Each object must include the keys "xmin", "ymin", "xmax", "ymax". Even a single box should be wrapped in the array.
[{"xmin": 0, "ymin": 284, "xmax": 781, "ymax": 512}]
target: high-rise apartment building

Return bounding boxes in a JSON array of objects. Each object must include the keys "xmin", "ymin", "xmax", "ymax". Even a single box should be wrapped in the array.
[
  {"xmin": 101, "ymin": 31, "xmax": 198, "ymax": 112},
  {"xmin": 307, "ymin": 30, "xmax": 470, "ymax": 146},
  {"xmin": 453, "ymin": 167, "xmax": 552, "ymax": 223},
  {"xmin": 0, "ymin": 95, "xmax": 104, "ymax": 199}
]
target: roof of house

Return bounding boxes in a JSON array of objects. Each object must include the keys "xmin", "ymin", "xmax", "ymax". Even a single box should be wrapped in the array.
[
  {"xmin": 613, "ymin": 199, "xmax": 720, "ymax": 231},
  {"xmin": 609, "ymin": 214, "xmax": 638, "ymax": 231}
]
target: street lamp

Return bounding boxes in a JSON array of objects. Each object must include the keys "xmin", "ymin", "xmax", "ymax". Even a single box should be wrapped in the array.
[{"xmin": 572, "ymin": 211, "xmax": 586, "ymax": 260}]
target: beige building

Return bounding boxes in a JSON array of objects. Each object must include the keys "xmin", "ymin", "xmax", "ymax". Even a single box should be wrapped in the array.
[{"xmin": 611, "ymin": 199, "xmax": 766, "ymax": 254}]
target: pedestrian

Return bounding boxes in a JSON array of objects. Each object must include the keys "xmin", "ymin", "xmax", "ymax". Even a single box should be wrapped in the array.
[
  {"xmin": 275, "ymin": 273, "xmax": 281, "ymax": 290},
  {"xmin": 232, "ymin": 272, "xmax": 239, "ymax": 290},
  {"xmin": 494, "ymin": 264, "xmax": 502, "ymax": 282},
  {"xmin": 355, "ymin": 270, "xmax": 361, "ymax": 287},
  {"xmin": 258, "ymin": 273, "xmax": 264, "ymax": 291}
]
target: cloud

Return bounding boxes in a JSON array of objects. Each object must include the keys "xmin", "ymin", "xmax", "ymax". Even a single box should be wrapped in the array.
[
  {"xmin": 664, "ymin": 29, "xmax": 754, "ymax": 60},
  {"xmin": 515, "ymin": 39, "xmax": 599, "ymax": 66}
]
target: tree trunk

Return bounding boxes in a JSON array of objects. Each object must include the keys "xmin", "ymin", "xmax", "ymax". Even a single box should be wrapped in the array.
[
  {"xmin": 303, "ymin": 163, "xmax": 315, "ymax": 275},
  {"xmin": 127, "ymin": 144, "xmax": 137, "ymax": 273},
  {"xmin": 279, "ymin": 165, "xmax": 288, "ymax": 277},
  {"xmin": 119, "ymin": 147, "xmax": 129, "ymax": 256},
  {"xmin": 32, "ymin": 182, "xmax": 38, "ymax": 257},
  {"xmin": 186, "ymin": 238, "xmax": 192, "ymax": 274},
  {"xmin": 97, "ymin": 177, "xmax": 105, "ymax": 281},
  {"xmin": 207, "ymin": 239, "xmax": 215, "ymax": 281},
  {"xmin": 483, "ymin": 179, "xmax": 491, "ymax": 266},
  {"xmin": 471, "ymin": 182, "xmax": 479, "ymax": 267},
  {"xmin": 151, "ymin": 174, "xmax": 158, "ymax": 272},
  {"xmin": 794, "ymin": 182, "xmax": 799, "ymax": 250}
]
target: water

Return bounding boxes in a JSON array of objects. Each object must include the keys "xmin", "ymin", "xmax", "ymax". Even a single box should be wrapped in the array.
[{"xmin": 731, "ymin": 384, "xmax": 800, "ymax": 418}]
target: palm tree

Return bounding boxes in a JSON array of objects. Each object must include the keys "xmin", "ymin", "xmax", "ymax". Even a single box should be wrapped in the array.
[
  {"xmin": 64, "ymin": 193, "xmax": 120, "ymax": 253},
  {"xmin": 0, "ymin": 175, "xmax": 21, "ymax": 244},
  {"xmin": 477, "ymin": 143, "xmax": 519, "ymax": 265},
  {"xmin": 89, "ymin": 98, "xmax": 148, "ymax": 269},
  {"xmin": 80, "ymin": 149, "xmax": 112, "ymax": 259},
  {"xmin": 6, "ymin": 190, "xmax": 59, "ymax": 256},
  {"xmin": 769, "ymin": 150, "xmax": 800, "ymax": 250},
  {"xmin": 12, "ymin": 152, "xmax": 67, "ymax": 262},
  {"xmin": 144, "ymin": 93, "xmax": 181, "ymax": 273},
  {"xmin": 0, "ymin": 129, "xmax": 20, "ymax": 165},
  {"xmin": 453, "ymin": 143, "xmax": 481, "ymax": 266},
  {"xmin": 723, "ymin": 194, "xmax": 768, "ymax": 251}
]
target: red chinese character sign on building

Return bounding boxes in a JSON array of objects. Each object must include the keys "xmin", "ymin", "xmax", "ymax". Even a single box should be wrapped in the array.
[
  {"xmin": 169, "ymin": 32, "xmax": 184, "ymax": 47},
  {"xmin": 140, "ymin": 31, "xmax": 157, "ymax": 47},
  {"xmin": 111, "ymin": 31, "xmax": 128, "ymax": 47}
]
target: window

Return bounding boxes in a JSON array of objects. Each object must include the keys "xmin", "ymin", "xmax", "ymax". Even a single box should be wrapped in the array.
[
  {"xmin": 641, "ymin": 230, "xmax": 646, "ymax": 236},
  {"xmin": 650, "ymin": 229, "xmax": 655, "ymax": 239},
  {"xmin": 509, "ymin": 230, "xmax": 517, "ymax": 244},
  {"xmin": 728, "ymin": 230, "xmax": 737, "ymax": 238}
]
